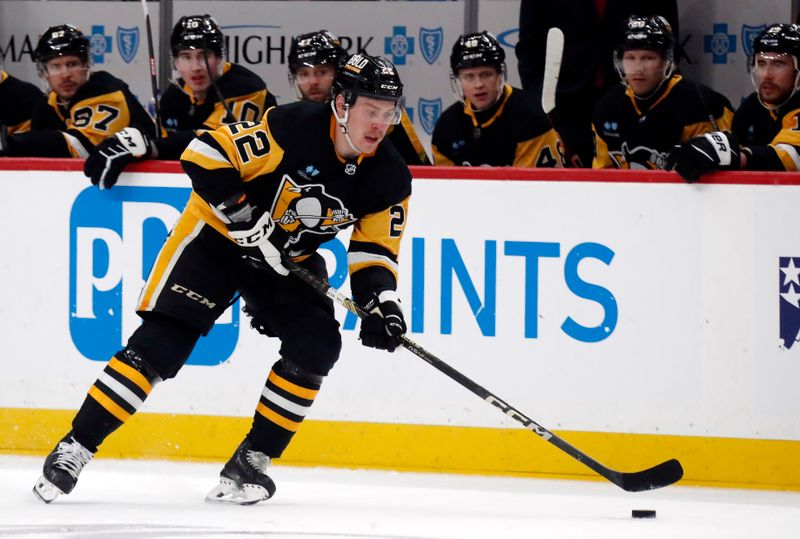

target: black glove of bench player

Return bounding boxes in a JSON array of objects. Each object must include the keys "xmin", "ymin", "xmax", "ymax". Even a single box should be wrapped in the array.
[
  {"xmin": 221, "ymin": 195, "xmax": 290, "ymax": 276},
  {"xmin": 666, "ymin": 131, "xmax": 740, "ymax": 183},
  {"xmin": 360, "ymin": 290, "xmax": 406, "ymax": 352},
  {"xmin": 84, "ymin": 127, "xmax": 154, "ymax": 189}
]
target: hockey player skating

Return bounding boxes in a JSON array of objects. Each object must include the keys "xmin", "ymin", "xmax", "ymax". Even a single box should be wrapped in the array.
[
  {"xmin": 84, "ymin": 14, "xmax": 277, "ymax": 188},
  {"xmin": 668, "ymin": 23, "xmax": 800, "ymax": 180},
  {"xmin": 33, "ymin": 53, "xmax": 411, "ymax": 505},
  {"xmin": 431, "ymin": 31, "xmax": 563, "ymax": 167},
  {"xmin": 288, "ymin": 29, "xmax": 431, "ymax": 165},
  {"xmin": 592, "ymin": 15, "xmax": 733, "ymax": 171},
  {"xmin": 0, "ymin": 24, "xmax": 155, "ymax": 157}
]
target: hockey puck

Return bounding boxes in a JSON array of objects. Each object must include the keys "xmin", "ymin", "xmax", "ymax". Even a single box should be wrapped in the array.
[{"xmin": 631, "ymin": 509, "xmax": 656, "ymax": 519}]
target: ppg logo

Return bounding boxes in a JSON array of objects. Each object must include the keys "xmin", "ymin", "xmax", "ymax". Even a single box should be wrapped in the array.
[{"xmin": 69, "ymin": 186, "xmax": 239, "ymax": 365}]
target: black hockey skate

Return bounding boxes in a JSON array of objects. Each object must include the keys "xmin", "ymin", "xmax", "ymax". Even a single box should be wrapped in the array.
[
  {"xmin": 32, "ymin": 432, "xmax": 93, "ymax": 503},
  {"xmin": 206, "ymin": 439, "xmax": 276, "ymax": 505}
]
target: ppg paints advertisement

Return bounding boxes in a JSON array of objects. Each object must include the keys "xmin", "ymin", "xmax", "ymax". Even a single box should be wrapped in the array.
[
  {"xmin": 1, "ymin": 162, "xmax": 800, "ymax": 447},
  {"xmin": 0, "ymin": 0, "xmax": 792, "ymax": 155}
]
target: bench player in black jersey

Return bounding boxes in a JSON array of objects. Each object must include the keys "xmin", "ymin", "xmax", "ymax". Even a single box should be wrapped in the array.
[
  {"xmin": 0, "ymin": 24, "xmax": 155, "ymax": 158},
  {"xmin": 593, "ymin": 15, "xmax": 733, "ymax": 171},
  {"xmin": 33, "ymin": 53, "xmax": 411, "ymax": 506},
  {"xmin": 669, "ymin": 23, "xmax": 800, "ymax": 180},
  {"xmin": 0, "ymin": 68, "xmax": 45, "ymax": 137},
  {"xmin": 84, "ymin": 15, "xmax": 276, "ymax": 188},
  {"xmin": 431, "ymin": 31, "xmax": 562, "ymax": 167},
  {"xmin": 288, "ymin": 29, "xmax": 431, "ymax": 165}
]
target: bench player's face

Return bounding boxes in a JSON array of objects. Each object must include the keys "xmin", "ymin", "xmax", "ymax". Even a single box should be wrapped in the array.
[
  {"xmin": 42, "ymin": 55, "xmax": 89, "ymax": 100},
  {"xmin": 295, "ymin": 64, "xmax": 336, "ymax": 102},
  {"xmin": 622, "ymin": 50, "xmax": 667, "ymax": 96},
  {"xmin": 753, "ymin": 52, "xmax": 797, "ymax": 106},
  {"xmin": 458, "ymin": 66, "xmax": 502, "ymax": 110},
  {"xmin": 174, "ymin": 49, "xmax": 220, "ymax": 95}
]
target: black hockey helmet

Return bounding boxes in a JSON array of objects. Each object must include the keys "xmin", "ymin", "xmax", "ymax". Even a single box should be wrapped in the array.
[
  {"xmin": 614, "ymin": 15, "xmax": 675, "ymax": 84},
  {"xmin": 333, "ymin": 53, "xmax": 403, "ymax": 106},
  {"xmin": 752, "ymin": 23, "xmax": 800, "ymax": 63},
  {"xmin": 616, "ymin": 15, "xmax": 675, "ymax": 54},
  {"xmin": 34, "ymin": 24, "xmax": 90, "ymax": 64},
  {"xmin": 288, "ymin": 30, "xmax": 347, "ymax": 73},
  {"xmin": 450, "ymin": 31, "xmax": 505, "ymax": 74},
  {"xmin": 171, "ymin": 14, "xmax": 224, "ymax": 57}
]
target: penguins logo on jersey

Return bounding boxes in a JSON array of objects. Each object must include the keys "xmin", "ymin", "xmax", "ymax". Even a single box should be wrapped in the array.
[
  {"xmin": 271, "ymin": 174, "xmax": 355, "ymax": 241},
  {"xmin": 611, "ymin": 142, "xmax": 669, "ymax": 169}
]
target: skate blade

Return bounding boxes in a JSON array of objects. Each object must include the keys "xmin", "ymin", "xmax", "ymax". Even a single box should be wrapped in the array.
[
  {"xmin": 205, "ymin": 478, "xmax": 269, "ymax": 506},
  {"xmin": 32, "ymin": 476, "xmax": 63, "ymax": 504}
]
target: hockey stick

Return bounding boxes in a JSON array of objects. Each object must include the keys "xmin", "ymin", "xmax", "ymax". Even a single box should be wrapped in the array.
[
  {"xmin": 283, "ymin": 257, "xmax": 684, "ymax": 492},
  {"xmin": 202, "ymin": 36, "xmax": 236, "ymax": 124},
  {"xmin": 541, "ymin": 27, "xmax": 564, "ymax": 115},
  {"xmin": 140, "ymin": 0, "xmax": 163, "ymax": 139}
]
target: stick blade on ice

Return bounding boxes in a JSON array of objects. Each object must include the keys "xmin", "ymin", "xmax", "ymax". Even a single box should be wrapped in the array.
[
  {"xmin": 542, "ymin": 27, "xmax": 564, "ymax": 114},
  {"xmin": 618, "ymin": 458, "xmax": 684, "ymax": 492}
]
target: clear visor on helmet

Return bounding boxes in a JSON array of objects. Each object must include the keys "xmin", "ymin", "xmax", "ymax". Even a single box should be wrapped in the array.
[
  {"xmin": 349, "ymin": 95, "xmax": 404, "ymax": 126},
  {"xmin": 749, "ymin": 52, "xmax": 800, "ymax": 108}
]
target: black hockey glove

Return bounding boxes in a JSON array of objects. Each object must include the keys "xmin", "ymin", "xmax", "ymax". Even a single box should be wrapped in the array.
[
  {"xmin": 360, "ymin": 290, "xmax": 407, "ymax": 352},
  {"xmin": 666, "ymin": 131, "xmax": 740, "ymax": 183},
  {"xmin": 221, "ymin": 195, "xmax": 290, "ymax": 276},
  {"xmin": 84, "ymin": 127, "xmax": 154, "ymax": 189}
]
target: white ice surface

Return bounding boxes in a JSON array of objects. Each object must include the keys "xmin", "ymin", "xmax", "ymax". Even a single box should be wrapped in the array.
[{"xmin": 0, "ymin": 455, "xmax": 798, "ymax": 538}]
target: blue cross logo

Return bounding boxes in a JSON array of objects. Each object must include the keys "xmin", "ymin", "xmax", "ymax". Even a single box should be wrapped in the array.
[
  {"xmin": 704, "ymin": 23, "xmax": 736, "ymax": 64},
  {"xmin": 384, "ymin": 26, "xmax": 415, "ymax": 65},
  {"xmin": 89, "ymin": 25, "xmax": 113, "ymax": 64}
]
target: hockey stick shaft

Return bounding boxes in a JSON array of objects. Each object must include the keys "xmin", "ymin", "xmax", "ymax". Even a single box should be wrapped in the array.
[
  {"xmin": 541, "ymin": 27, "xmax": 564, "ymax": 115},
  {"xmin": 283, "ymin": 258, "xmax": 683, "ymax": 492},
  {"xmin": 140, "ymin": 0, "xmax": 163, "ymax": 139}
]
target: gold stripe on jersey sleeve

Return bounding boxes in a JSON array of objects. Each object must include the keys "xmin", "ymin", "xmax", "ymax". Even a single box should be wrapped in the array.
[
  {"xmin": 137, "ymin": 210, "xmax": 204, "ymax": 312},
  {"xmin": 716, "ymin": 107, "xmax": 734, "ymax": 131},
  {"xmin": 513, "ymin": 129, "xmax": 562, "ymax": 167},
  {"xmin": 88, "ymin": 385, "xmax": 131, "ymax": 422},
  {"xmin": 432, "ymin": 144, "xmax": 455, "ymax": 166},
  {"xmin": 66, "ymin": 90, "xmax": 131, "ymax": 146},
  {"xmin": 256, "ymin": 402, "xmax": 301, "ymax": 432},
  {"xmin": 268, "ymin": 370, "xmax": 320, "ymax": 400},
  {"xmin": 0, "ymin": 70, "xmax": 6, "ymax": 83},
  {"xmin": 181, "ymin": 137, "xmax": 236, "ymax": 171},
  {"xmin": 108, "ymin": 357, "xmax": 153, "ymax": 394},
  {"xmin": 592, "ymin": 126, "xmax": 615, "ymax": 169},
  {"xmin": 6, "ymin": 119, "xmax": 32, "ymax": 136}
]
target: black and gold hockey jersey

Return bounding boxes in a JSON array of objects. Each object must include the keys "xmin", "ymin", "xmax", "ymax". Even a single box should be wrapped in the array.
[
  {"xmin": 386, "ymin": 108, "xmax": 431, "ymax": 165},
  {"xmin": 431, "ymin": 84, "xmax": 562, "ymax": 167},
  {"xmin": 732, "ymin": 91, "xmax": 800, "ymax": 171},
  {"xmin": 16, "ymin": 70, "xmax": 156, "ymax": 158},
  {"xmin": 0, "ymin": 70, "xmax": 46, "ymax": 135},
  {"xmin": 593, "ymin": 75, "xmax": 733, "ymax": 169},
  {"xmin": 157, "ymin": 63, "xmax": 276, "ymax": 159},
  {"xmin": 180, "ymin": 100, "xmax": 411, "ymax": 302}
]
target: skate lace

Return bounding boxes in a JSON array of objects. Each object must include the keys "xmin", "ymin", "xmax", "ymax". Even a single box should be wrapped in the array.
[
  {"xmin": 245, "ymin": 449, "xmax": 270, "ymax": 475},
  {"xmin": 53, "ymin": 439, "xmax": 93, "ymax": 480}
]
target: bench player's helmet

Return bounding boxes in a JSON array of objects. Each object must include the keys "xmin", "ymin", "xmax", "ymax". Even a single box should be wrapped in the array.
[
  {"xmin": 449, "ymin": 31, "xmax": 506, "ymax": 100},
  {"xmin": 750, "ymin": 23, "xmax": 800, "ymax": 108},
  {"xmin": 171, "ymin": 14, "xmax": 224, "ymax": 58},
  {"xmin": 34, "ymin": 24, "xmax": 90, "ymax": 65},
  {"xmin": 288, "ymin": 30, "xmax": 347, "ymax": 73},
  {"xmin": 614, "ymin": 15, "xmax": 675, "ymax": 82}
]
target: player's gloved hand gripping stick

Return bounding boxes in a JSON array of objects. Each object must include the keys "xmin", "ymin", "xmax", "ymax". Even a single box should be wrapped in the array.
[{"xmin": 282, "ymin": 256, "xmax": 684, "ymax": 492}]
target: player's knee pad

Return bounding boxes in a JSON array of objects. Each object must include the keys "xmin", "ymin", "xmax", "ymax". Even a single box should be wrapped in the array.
[
  {"xmin": 125, "ymin": 314, "xmax": 202, "ymax": 380},
  {"xmin": 278, "ymin": 305, "xmax": 341, "ymax": 377}
]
